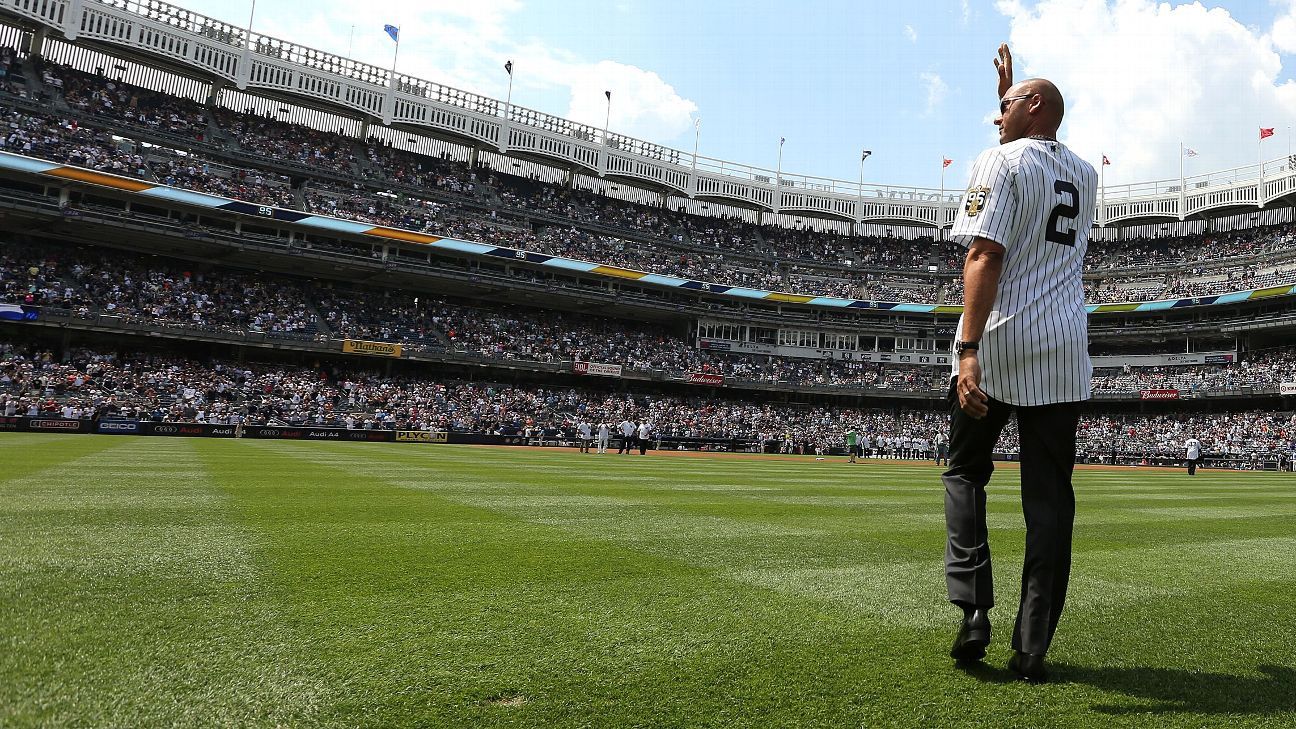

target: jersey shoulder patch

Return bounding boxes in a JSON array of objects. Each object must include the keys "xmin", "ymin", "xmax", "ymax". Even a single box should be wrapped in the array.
[{"xmin": 963, "ymin": 185, "xmax": 991, "ymax": 217}]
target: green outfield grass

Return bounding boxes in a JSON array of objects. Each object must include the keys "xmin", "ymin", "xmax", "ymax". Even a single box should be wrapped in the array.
[{"xmin": 2, "ymin": 434, "xmax": 1294, "ymax": 728}]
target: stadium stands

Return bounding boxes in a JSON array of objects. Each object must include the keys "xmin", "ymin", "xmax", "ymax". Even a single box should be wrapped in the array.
[
  {"xmin": 0, "ymin": 31, "xmax": 1295, "ymax": 472},
  {"xmin": 2, "ymin": 56, "xmax": 1295, "ymax": 304}
]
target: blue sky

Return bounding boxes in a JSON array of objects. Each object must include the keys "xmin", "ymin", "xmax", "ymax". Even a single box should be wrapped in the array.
[{"xmin": 167, "ymin": 0, "xmax": 1296, "ymax": 191}]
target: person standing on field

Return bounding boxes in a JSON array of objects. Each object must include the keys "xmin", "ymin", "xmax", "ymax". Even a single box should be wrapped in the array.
[
  {"xmin": 619, "ymin": 418, "xmax": 636, "ymax": 454},
  {"xmin": 943, "ymin": 44, "xmax": 1096, "ymax": 684},
  {"xmin": 1185, "ymin": 436, "xmax": 1202, "ymax": 475},
  {"xmin": 597, "ymin": 420, "xmax": 611, "ymax": 454}
]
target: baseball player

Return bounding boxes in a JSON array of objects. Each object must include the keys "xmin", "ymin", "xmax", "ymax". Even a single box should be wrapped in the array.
[
  {"xmin": 1185, "ymin": 436, "xmax": 1202, "ymax": 475},
  {"xmin": 597, "ymin": 421, "xmax": 611, "ymax": 454},
  {"xmin": 619, "ymin": 418, "xmax": 636, "ymax": 454},
  {"xmin": 577, "ymin": 419, "xmax": 592, "ymax": 453},
  {"xmin": 943, "ymin": 44, "xmax": 1096, "ymax": 684},
  {"xmin": 637, "ymin": 420, "xmax": 652, "ymax": 455}
]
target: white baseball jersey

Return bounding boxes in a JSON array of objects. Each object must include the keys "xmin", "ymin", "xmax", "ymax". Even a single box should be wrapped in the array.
[
  {"xmin": 1186, "ymin": 438, "xmax": 1201, "ymax": 460},
  {"xmin": 951, "ymin": 137, "xmax": 1096, "ymax": 406}
]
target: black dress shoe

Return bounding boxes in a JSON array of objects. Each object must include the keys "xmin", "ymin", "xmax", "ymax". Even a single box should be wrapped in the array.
[
  {"xmin": 1008, "ymin": 651, "xmax": 1048, "ymax": 683},
  {"xmin": 949, "ymin": 608, "xmax": 991, "ymax": 661}
]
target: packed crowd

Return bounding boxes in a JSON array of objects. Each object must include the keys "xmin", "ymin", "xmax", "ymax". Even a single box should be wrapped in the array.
[
  {"xmin": 4, "ymin": 343, "xmax": 1295, "ymax": 462},
  {"xmin": 1092, "ymin": 349, "xmax": 1296, "ymax": 393},
  {"xmin": 3, "ymin": 55, "xmax": 1293, "ymax": 305},
  {"xmin": 8, "ymin": 239, "xmax": 1296, "ymax": 396},
  {"xmin": 1, "ymin": 240, "xmax": 317, "ymax": 336}
]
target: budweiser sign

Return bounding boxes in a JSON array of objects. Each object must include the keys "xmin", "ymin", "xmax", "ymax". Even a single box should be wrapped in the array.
[
  {"xmin": 685, "ymin": 372, "xmax": 724, "ymax": 386},
  {"xmin": 572, "ymin": 360, "xmax": 623, "ymax": 377},
  {"xmin": 1139, "ymin": 389, "xmax": 1180, "ymax": 401}
]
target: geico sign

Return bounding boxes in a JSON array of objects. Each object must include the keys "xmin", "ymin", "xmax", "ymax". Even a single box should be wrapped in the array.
[{"xmin": 99, "ymin": 422, "xmax": 138, "ymax": 432}]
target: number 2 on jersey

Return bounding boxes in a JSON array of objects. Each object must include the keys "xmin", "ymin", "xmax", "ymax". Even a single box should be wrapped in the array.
[{"xmin": 1046, "ymin": 180, "xmax": 1079, "ymax": 247}]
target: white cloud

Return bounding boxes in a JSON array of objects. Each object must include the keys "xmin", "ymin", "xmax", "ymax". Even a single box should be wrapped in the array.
[
  {"xmin": 1273, "ymin": 0, "xmax": 1296, "ymax": 54},
  {"xmin": 997, "ymin": 0, "xmax": 1296, "ymax": 184},
  {"xmin": 174, "ymin": 0, "xmax": 698, "ymax": 146},
  {"xmin": 904, "ymin": 25, "xmax": 918, "ymax": 43},
  {"xmin": 919, "ymin": 72, "xmax": 949, "ymax": 114},
  {"xmin": 563, "ymin": 61, "xmax": 698, "ymax": 140},
  {"xmin": 961, "ymin": 0, "xmax": 972, "ymax": 25}
]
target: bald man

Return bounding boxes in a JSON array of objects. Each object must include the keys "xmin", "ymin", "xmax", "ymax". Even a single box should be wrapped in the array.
[{"xmin": 943, "ymin": 44, "xmax": 1096, "ymax": 684}]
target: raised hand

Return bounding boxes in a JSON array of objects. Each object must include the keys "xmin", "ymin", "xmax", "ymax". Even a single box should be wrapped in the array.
[{"xmin": 994, "ymin": 43, "xmax": 1013, "ymax": 99}]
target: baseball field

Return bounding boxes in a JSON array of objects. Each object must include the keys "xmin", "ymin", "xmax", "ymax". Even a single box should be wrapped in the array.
[{"xmin": 2, "ymin": 434, "xmax": 1294, "ymax": 728}]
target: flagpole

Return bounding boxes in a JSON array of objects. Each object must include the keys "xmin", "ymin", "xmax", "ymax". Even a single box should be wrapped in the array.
[
  {"xmin": 692, "ymin": 118, "xmax": 701, "ymax": 173},
  {"xmin": 347, "ymin": 25, "xmax": 354, "ymax": 58},
  {"xmin": 774, "ymin": 137, "xmax": 784, "ymax": 216},
  {"xmin": 857, "ymin": 149, "xmax": 870, "ymax": 229},
  {"xmin": 505, "ymin": 66, "xmax": 514, "ymax": 111},
  {"xmin": 501, "ymin": 61, "xmax": 514, "ymax": 154},
  {"xmin": 939, "ymin": 157, "xmax": 945, "ymax": 229},
  {"xmin": 1179, "ymin": 141, "xmax": 1186, "ymax": 220},
  {"xmin": 1259, "ymin": 126, "xmax": 1265, "ymax": 207},
  {"xmin": 1099, "ymin": 152, "xmax": 1105, "ymax": 228}
]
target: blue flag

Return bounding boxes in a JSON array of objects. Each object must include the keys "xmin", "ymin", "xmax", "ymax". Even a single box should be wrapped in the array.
[{"xmin": 383, "ymin": 24, "xmax": 399, "ymax": 42}]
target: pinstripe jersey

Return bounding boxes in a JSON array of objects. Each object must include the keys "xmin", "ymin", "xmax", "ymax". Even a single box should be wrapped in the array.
[{"xmin": 950, "ymin": 137, "xmax": 1096, "ymax": 406}]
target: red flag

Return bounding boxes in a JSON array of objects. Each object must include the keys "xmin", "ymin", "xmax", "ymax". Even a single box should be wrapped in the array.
[
  {"xmin": 942, "ymin": 158, "xmax": 952, "ymax": 168},
  {"xmin": 1260, "ymin": 127, "xmax": 1275, "ymax": 140},
  {"xmin": 1102, "ymin": 155, "xmax": 1111, "ymax": 166}
]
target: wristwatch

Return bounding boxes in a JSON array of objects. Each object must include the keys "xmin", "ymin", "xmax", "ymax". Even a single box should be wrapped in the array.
[{"xmin": 956, "ymin": 340, "xmax": 980, "ymax": 356}]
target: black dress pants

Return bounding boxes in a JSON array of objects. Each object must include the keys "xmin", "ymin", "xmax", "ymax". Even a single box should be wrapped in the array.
[{"xmin": 943, "ymin": 391, "xmax": 1080, "ymax": 656}]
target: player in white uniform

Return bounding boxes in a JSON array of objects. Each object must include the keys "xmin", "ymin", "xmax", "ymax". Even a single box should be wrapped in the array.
[
  {"xmin": 637, "ymin": 421, "xmax": 652, "ymax": 455},
  {"xmin": 618, "ymin": 419, "xmax": 636, "ymax": 454},
  {"xmin": 944, "ymin": 45, "xmax": 1095, "ymax": 684},
  {"xmin": 597, "ymin": 421, "xmax": 611, "ymax": 454},
  {"xmin": 1185, "ymin": 437, "xmax": 1202, "ymax": 475}
]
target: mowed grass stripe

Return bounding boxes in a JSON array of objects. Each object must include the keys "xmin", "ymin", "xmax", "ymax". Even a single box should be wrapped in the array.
[
  {"xmin": 188, "ymin": 439, "xmax": 1033, "ymax": 728},
  {"xmin": 3, "ymin": 435, "xmax": 1295, "ymax": 727},
  {"xmin": 0, "ymin": 437, "xmax": 328, "ymax": 727}
]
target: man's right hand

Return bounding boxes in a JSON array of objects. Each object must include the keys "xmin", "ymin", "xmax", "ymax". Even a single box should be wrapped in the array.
[
  {"xmin": 957, "ymin": 353, "xmax": 990, "ymax": 420},
  {"xmin": 994, "ymin": 43, "xmax": 1013, "ymax": 99}
]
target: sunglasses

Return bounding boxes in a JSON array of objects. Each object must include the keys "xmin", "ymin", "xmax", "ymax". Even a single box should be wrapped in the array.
[{"xmin": 999, "ymin": 93, "xmax": 1036, "ymax": 115}]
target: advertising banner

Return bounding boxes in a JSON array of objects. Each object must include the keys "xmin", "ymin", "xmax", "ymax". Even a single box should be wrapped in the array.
[
  {"xmin": 143, "ymin": 423, "xmax": 236, "ymax": 437},
  {"xmin": 96, "ymin": 419, "xmax": 140, "ymax": 434},
  {"xmin": 396, "ymin": 430, "xmax": 448, "ymax": 443},
  {"xmin": 341, "ymin": 339, "xmax": 403, "ymax": 358},
  {"xmin": 27, "ymin": 418, "xmax": 87, "ymax": 432},
  {"xmin": 572, "ymin": 360, "xmax": 623, "ymax": 377},
  {"xmin": 684, "ymin": 372, "xmax": 725, "ymax": 386},
  {"xmin": 1281, "ymin": 382, "xmax": 1296, "ymax": 396},
  {"xmin": 1139, "ymin": 389, "xmax": 1181, "ymax": 401},
  {"xmin": 697, "ymin": 338, "xmax": 950, "ymax": 366},
  {"xmin": 244, "ymin": 426, "xmax": 393, "ymax": 441},
  {"xmin": 1091, "ymin": 351, "xmax": 1236, "ymax": 368}
]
